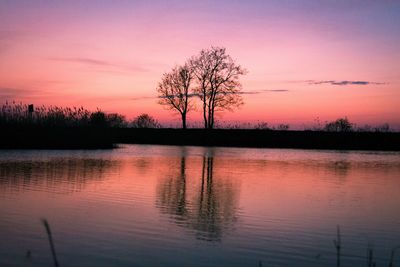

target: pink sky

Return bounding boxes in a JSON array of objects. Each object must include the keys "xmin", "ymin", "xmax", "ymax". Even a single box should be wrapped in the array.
[{"xmin": 0, "ymin": 1, "xmax": 399, "ymax": 128}]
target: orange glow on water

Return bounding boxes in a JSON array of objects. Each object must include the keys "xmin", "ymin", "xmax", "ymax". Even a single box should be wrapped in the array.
[{"xmin": 1, "ymin": 146, "xmax": 400, "ymax": 265}]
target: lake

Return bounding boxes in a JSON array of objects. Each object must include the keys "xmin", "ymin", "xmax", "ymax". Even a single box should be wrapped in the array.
[{"xmin": 0, "ymin": 145, "xmax": 399, "ymax": 267}]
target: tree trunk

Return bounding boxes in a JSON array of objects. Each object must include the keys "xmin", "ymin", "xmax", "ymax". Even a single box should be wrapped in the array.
[
  {"xmin": 208, "ymin": 98, "xmax": 214, "ymax": 129},
  {"xmin": 210, "ymin": 112, "xmax": 214, "ymax": 129},
  {"xmin": 203, "ymin": 101, "xmax": 208, "ymax": 129},
  {"xmin": 181, "ymin": 113, "xmax": 187, "ymax": 129}
]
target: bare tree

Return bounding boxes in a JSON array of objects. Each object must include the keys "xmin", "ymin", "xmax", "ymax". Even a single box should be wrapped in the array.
[
  {"xmin": 190, "ymin": 47, "xmax": 247, "ymax": 129},
  {"xmin": 156, "ymin": 64, "xmax": 194, "ymax": 129}
]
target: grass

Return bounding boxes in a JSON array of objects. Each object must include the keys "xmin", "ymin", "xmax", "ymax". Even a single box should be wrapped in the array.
[
  {"xmin": 0, "ymin": 102, "xmax": 126, "ymax": 128},
  {"xmin": 41, "ymin": 219, "xmax": 59, "ymax": 267}
]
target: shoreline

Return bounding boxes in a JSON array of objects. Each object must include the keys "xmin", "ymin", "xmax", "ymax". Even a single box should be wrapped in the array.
[{"xmin": 1, "ymin": 128, "xmax": 399, "ymax": 151}]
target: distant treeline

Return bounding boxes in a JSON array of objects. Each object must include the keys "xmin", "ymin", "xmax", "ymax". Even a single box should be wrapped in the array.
[
  {"xmin": 112, "ymin": 128, "xmax": 400, "ymax": 151},
  {"xmin": 1, "ymin": 102, "xmax": 399, "ymax": 150},
  {"xmin": 0, "ymin": 102, "xmax": 395, "ymax": 132}
]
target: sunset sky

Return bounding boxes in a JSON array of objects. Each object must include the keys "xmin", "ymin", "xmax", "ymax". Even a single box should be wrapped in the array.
[{"xmin": 1, "ymin": 0, "xmax": 399, "ymax": 128}]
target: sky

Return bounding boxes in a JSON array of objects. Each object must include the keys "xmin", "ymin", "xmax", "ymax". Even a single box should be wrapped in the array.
[{"xmin": 0, "ymin": 0, "xmax": 399, "ymax": 128}]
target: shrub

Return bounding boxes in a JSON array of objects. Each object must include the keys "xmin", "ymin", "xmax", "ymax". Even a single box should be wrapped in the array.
[
  {"xmin": 131, "ymin": 114, "xmax": 161, "ymax": 128},
  {"xmin": 324, "ymin": 117, "xmax": 353, "ymax": 132},
  {"xmin": 277, "ymin": 124, "xmax": 290, "ymax": 131}
]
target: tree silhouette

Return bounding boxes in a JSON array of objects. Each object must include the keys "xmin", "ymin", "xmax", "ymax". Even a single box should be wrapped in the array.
[
  {"xmin": 131, "ymin": 113, "xmax": 160, "ymax": 128},
  {"xmin": 189, "ymin": 47, "xmax": 247, "ymax": 129},
  {"xmin": 324, "ymin": 117, "xmax": 353, "ymax": 132},
  {"xmin": 157, "ymin": 64, "xmax": 194, "ymax": 129}
]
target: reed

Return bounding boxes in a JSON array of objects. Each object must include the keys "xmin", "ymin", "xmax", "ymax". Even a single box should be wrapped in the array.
[
  {"xmin": 0, "ymin": 101, "xmax": 127, "ymax": 128},
  {"xmin": 367, "ymin": 244, "xmax": 376, "ymax": 267},
  {"xmin": 389, "ymin": 246, "xmax": 400, "ymax": 267},
  {"xmin": 34, "ymin": 220, "xmax": 400, "ymax": 267},
  {"xmin": 333, "ymin": 225, "xmax": 342, "ymax": 267},
  {"xmin": 41, "ymin": 219, "xmax": 59, "ymax": 267}
]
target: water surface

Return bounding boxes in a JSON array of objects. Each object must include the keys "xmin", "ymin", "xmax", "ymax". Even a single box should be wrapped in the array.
[{"xmin": 1, "ymin": 145, "xmax": 399, "ymax": 266}]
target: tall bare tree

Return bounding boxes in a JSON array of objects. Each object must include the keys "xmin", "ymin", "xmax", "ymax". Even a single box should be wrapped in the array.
[
  {"xmin": 190, "ymin": 47, "xmax": 247, "ymax": 129},
  {"xmin": 157, "ymin": 64, "xmax": 193, "ymax": 129}
]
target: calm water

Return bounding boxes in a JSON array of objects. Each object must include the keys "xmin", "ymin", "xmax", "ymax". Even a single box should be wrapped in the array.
[{"xmin": 0, "ymin": 145, "xmax": 399, "ymax": 267}]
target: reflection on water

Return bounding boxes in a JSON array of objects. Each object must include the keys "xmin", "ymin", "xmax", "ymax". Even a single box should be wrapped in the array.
[
  {"xmin": 0, "ymin": 158, "xmax": 120, "ymax": 195},
  {"xmin": 157, "ymin": 149, "xmax": 239, "ymax": 241},
  {"xmin": 0, "ymin": 145, "xmax": 400, "ymax": 267}
]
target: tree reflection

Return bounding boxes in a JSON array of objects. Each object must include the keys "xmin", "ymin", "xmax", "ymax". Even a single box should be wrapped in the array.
[
  {"xmin": 157, "ymin": 156, "xmax": 188, "ymax": 221},
  {"xmin": 331, "ymin": 160, "xmax": 351, "ymax": 177},
  {"xmin": 156, "ymin": 149, "xmax": 239, "ymax": 241},
  {"xmin": 0, "ymin": 158, "xmax": 119, "ymax": 194}
]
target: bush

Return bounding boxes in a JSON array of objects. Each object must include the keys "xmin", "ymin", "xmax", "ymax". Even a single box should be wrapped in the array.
[
  {"xmin": 324, "ymin": 117, "xmax": 353, "ymax": 132},
  {"xmin": 277, "ymin": 124, "xmax": 290, "ymax": 131},
  {"xmin": 374, "ymin": 123, "xmax": 390, "ymax": 132},
  {"xmin": 131, "ymin": 114, "xmax": 161, "ymax": 128},
  {"xmin": 106, "ymin": 113, "xmax": 128, "ymax": 128},
  {"xmin": 254, "ymin": 121, "xmax": 270, "ymax": 130},
  {"xmin": 89, "ymin": 111, "xmax": 107, "ymax": 128}
]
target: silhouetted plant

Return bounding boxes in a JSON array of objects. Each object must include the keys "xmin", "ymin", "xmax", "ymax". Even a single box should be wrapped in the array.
[
  {"xmin": 41, "ymin": 219, "xmax": 59, "ymax": 267},
  {"xmin": 215, "ymin": 121, "xmax": 251, "ymax": 129},
  {"xmin": 356, "ymin": 124, "xmax": 373, "ymax": 132},
  {"xmin": 374, "ymin": 123, "xmax": 390, "ymax": 132},
  {"xmin": 131, "ymin": 113, "xmax": 161, "ymax": 128},
  {"xmin": 311, "ymin": 117, "xmax": 324, "ymax": 131},
  {"xmin": 389, "ymin": 246, "xmax": 400, "ymax": 267},
  {"xmin": 254, "ymin": 121, "xmax": 270, "ymax": 130},
  {"xmin": 0, "ymin": 101, "xmax": 127, "ymax": 128},
  {"xmin": 90, "ymin": 110, "xmax": 108, "ymax": 128},
  {"xmin": 106, "ymin": 113, "xmax": 128, "ymax": 128},
  {"xmin": 277, "ymin": 124, "xmax": 290, "ymax": 130},
  {"xmin": 157, "ymin": 64, "xmax": 194, "ymax": 129},
  {"xmin": 324, "ymin": 117, "xmax": 353, "ymax": 132},
  {"xmin": 333, "ymin": 225, "xmax": 341, "ymax": 267},
  {"xmin": 367, "ymin": 244, "xmax": 376, "ymax": 267},
  {"xmin": 189, "ymin": 47, "xmax": 247, "ymax": 129}
]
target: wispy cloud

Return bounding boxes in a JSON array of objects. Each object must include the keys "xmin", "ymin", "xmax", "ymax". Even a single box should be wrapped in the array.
[
  {"xmin": 238, "ymin": 91, "xmax": 261, "ymax": 95},
  {"xmin": 0, "ymin": 87, "xmax": 49, "ymax": 101},
  {"xmin": 304, "ymin": 80, "xmax": 386, "ymax": 86},
  {"xmin": 50, "ymin": 57, "xmax": 113, "ymax": 66},
  {"xmin": 48, "ymin": 57, "xmax": 149, "ymax": 73},
  {"xmin": 0, "ymin": 87, "xmax": 33, "ymax": 96},
  {"xmin": 264, "ymin": 89, "xmax": 289, "ymax": 92},
  {"xmin": 131, "ymin": 96, "xmax": 158, "ymax": 101},
  {"xmin": 154, "ymin": 89, "xmax": 290, "ymax": 101},
  {"xmin": 156, "ymin": 89, "xmax": 288, "ymax": 100}
]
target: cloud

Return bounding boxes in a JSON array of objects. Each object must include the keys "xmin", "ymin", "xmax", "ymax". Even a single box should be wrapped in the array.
[
  {"xmin": 50, "ymin": 57, "xmax": 113, "ymax": 66},
  {"xmin": 304, "ymin": 80, "xmax": 385, "ymax": 86},
  {"xmin": 0, "ymin": 87, "xmax": 33, "ymax": 96},
  {"xmin": 157, "ymin": 93, "xmax": 198, "ymax": 100},
  {"xmin": 48, "ymin": 57, "xmax": 149, "ymax": 73},
  {"xmin": 155, "ymin": 89, "xmax": 288, "ymax": 100},
  {"xmin": 131, "ymin": 96, "xmax": 158, "ymax": 101},
  {"xmin": 238, "ymin": 91, "xmax": 261, "ymax": 95},
  {"xmin": 264, "ymin": 89, "xmax": 289, "ymax": 92},
  {"xmin": 0, "ymin": 87, "xmax": 50, "ymax": 101}
]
